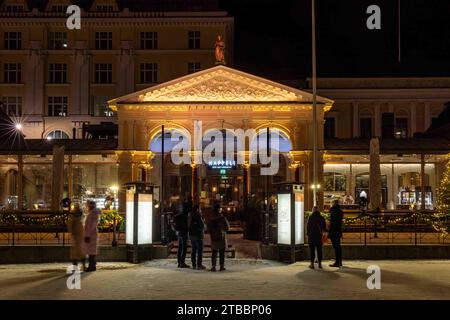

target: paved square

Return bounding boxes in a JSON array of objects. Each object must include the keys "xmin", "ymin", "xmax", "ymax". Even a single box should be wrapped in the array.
[{"xmin": 0, "ymin": 260, "xmax": 449, "ymax": 300}]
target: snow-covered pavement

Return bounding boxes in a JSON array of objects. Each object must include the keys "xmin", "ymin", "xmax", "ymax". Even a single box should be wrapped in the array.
[{"xmin": 0, "ymin": 259, "xmax": 449, "ymax": 300}]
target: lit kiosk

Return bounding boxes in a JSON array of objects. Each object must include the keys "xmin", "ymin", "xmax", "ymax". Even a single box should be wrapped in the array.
[
  {"xmin": 274, "ymin": 183, "xmax": 305, "ymax": 263},
  {"xmin": 125, "ymin": 182, "xmax": 154, "ymax": 263}
]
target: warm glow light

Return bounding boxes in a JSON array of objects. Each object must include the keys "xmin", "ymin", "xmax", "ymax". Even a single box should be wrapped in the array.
[
  {"xmin": 15, "ymin": 123, "xmax": 23, "ymax": 130},
  {"xmin": 110, "ymin": 185, "xmax": 119, "ymax": 192},
  {"xmin": 47, "ymin": 136, "xmax": 52, "ymax": 140},
  {"xmin": 212, "ymin": 186, "xmax": 217, "ymax": 192}
]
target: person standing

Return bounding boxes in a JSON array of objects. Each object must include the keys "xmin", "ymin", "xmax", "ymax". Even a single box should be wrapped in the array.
[
  {"xmin": 189, "ymin": 205, "xmax": 206, "ymax": 270},
  {"xmin": 329, "ymin": 199, "xmax": 344, "ymax": 267},
  {"xmin": 172, "ymin": 196, "xmax": 190, "ymax": 268},
  {"xmin": 67, "ymin": 202, "xmax": 85, "ymax": 270},
  {"xmin": 207, "ymin": 204, "xmax": 230, "ymax": 272},
  {"xmin": 84, "ymin": 200, "xmax": 101, "ymax": 272},
  {"xmin": 306, "ymin": 206, "xmax": 326, "ymax": 269}
]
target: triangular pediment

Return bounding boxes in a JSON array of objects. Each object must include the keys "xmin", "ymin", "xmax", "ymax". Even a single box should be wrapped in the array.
[{"xmin": 110, "ymin": 65, "xmax": 333, "ymax": 106}]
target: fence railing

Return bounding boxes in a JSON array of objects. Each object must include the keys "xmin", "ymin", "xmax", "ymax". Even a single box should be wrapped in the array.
[{"xmin": 0, "ymin": 210, "xmax": 125, "ymax": 246}]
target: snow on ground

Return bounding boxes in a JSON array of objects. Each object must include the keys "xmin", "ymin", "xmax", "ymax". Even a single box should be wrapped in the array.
[{"xmin": 0, "ymin": 259, "xmax": 449, "ymax": 300}]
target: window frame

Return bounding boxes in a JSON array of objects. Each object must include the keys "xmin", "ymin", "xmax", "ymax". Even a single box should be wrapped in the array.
[
  {"xmin": 47, "ymin": 96, "xmax": 68, "ymax": 117},
  {"xmin": 48, "ymin": 63, "xmax": 67, "ymax": 84},
  {"xmin": 94, "ymin": 63, "xmax": 113, "ymax": 84},
  {"xmin": 3, "ymin": 63, "xmax": 22, "ymax": 83},
  {"xmin": 140, "ymin": 63, "xmax": 158, "ymax": 83},
  {"xmin": 4, "ymin": 32, "xmax": 22, "ymax": 50},
  {"xmin": 2, "ymin": 96, "xmax": 22, "ymax": 116},
  {"xmin": 48, "ymin": 31, "xmax": 68, "ymax": 50},
  {"xmin": 140, "ymin": 31, "xmax": 158, "ymax": 50},
  {"xmin": 187, "ymin": 62, "xmax": 201, "ymax": 74},
  {"xmin": 95, "ymin": 32, "xmax": 113, "ymax": 50},
  {"xmin": 188, "ymin": 31, "xmax": 200, "ymax": 49}
]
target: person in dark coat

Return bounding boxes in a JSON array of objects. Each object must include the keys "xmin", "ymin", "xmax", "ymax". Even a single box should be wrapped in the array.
[
  {"xmin": 306, "ymin": 206, "xmax": 327, "ymax": 269},
  {"xmin": 189, "ymin": 204, "xmax": 206, "ymax": 270},
  {"xmin": 172, "ymin": 196, "xmax": 190, "ymax": 268},
  {"xmin": 328, "ymin": 199, "xmax": 344, "ymax": 267},
  {"xmin": 207, "ymin": 203, "xmax": 230, "ymax": 271}
]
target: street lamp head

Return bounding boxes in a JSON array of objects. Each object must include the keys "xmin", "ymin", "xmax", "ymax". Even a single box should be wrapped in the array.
[{"xmin": 15, "ymin": 123, "xmax": 23, "ymax": 131}]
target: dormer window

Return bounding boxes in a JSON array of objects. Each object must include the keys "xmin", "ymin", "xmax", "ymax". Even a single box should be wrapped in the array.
[
  {"xmin": 96, "ymin": 5, "xmax": 114, "ymax": 12},
  {"xmin": 51, "ymin": 5, "xmax": 68, "ymax": 13},
  {"xmin": 5, "ymin": 5, "xmax": 24, "ymax": 12}
]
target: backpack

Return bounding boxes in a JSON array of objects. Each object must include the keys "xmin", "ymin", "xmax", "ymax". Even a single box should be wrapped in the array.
[{"xmin": 172, "ymin": 213, "xmax": 185, "ymax": 232}]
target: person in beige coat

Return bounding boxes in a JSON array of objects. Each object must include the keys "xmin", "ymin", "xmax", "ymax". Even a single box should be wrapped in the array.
[
  {"xmin": 67, "ymin": 202, "xmax": 85, "ymax": 270},
  {"xmin": 84, "ymin": 200, "xmax": 101, "ymax": 272}
]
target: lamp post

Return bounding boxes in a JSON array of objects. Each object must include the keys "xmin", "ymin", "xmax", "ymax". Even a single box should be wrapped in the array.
[
  {"xmin": 311, "ymin": 0, "xmax": 319, "ymax": 207},
  {"xmin": 110, "ymin": 185, "xmax": 119, "ymax": 247}
]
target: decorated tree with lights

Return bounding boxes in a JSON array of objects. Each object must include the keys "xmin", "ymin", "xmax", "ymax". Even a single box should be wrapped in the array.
[{"xmin": 436, "ymin": 160, "xmax": 450, "ymax": 214}]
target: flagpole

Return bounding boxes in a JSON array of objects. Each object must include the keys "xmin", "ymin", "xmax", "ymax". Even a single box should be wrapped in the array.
[{"xmin": 311, "ymin": 0, "xmax": 318, "ymax": 207}]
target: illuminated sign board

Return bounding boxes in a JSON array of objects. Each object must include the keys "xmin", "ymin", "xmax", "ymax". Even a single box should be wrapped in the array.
[
  {"xmin": 126, "ymin": 190, "xmax": 153, "ymax": 245},
  {"xmin": 207, "ymin": 160, "xmax": 236, "ymax": 169},
  {"xmin": 277, "ymin": 194, "xmax": 291, "ymax": 245},
  {"xmin": 277, "ymin": 184, "xmax": 304, "ymax": 245}
]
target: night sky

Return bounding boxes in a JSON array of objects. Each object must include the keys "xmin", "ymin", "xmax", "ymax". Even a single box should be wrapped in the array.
[{"xmin": 221, "ymin": 0, "xmax": 450, "ymax": 79}]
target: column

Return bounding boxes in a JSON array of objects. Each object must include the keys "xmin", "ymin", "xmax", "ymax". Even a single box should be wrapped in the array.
[
  {"xmin": 17, "ymin": 155, "xmax": 23, "ymax": 210},
  {"xmin": 51, "ymin": 145, "xmax": 65, "ymax": 211},
  {"xmin": 191, "ymin": 164, "xmax": 197, "ymax": 201},
  {"xmin": 421, "ymin": 154, "xmax": 426, "ymax": 211},
  {"xmin": 68, "ymin": 155, "xmax": 73, "ymax": 199},
  {"xmin": 117, "ymin": 151, "xmax": 133, "ymax": 213},
  {"xmin": 24, "ymin": 41, "xmax": 45, "ymax": 115},
  {"xmin": 71, "ymin": 42, "xmax": 90, "ymax": 115},
  {"xmin": 117, "ymin": 41, "xmax": 135, "ymax": 96},
  {"xmin": 243, "ymin": 162, "xmax": 250, "ymax": 206}
]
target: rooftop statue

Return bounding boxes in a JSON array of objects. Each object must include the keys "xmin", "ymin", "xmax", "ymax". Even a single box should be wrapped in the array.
[{"xmin": 215, "ymin": 35, "xmax": 225, "ymax": 65}]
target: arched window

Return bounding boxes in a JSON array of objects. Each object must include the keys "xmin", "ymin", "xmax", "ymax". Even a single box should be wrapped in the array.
[
  {"xmin": 149, "ymin": 128, "xmax": 189, "ymax": 153},
  {"xmin": 46, "ymin": 130, "xmax": 69, "ymax": 140},
  {"xmin": 249, "ymin": 129, "xmax": 292, "ymax": 153}
]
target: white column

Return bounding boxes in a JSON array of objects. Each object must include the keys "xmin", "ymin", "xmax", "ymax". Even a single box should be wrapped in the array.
[
  {"xmin": 71, "ymin": 41, "xmax": 90, "ymax": 115},
  {"xmin": 24, "ymin": 41, "xmax": 45, "ymax": 115},
  {"xmin": 352, "ymin": 102, "xmax": 359, "ymax": 137}
]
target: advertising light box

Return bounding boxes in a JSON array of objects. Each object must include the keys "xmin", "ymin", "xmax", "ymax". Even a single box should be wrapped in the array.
[
  {"xmin": 277, "ymin": 193, "xmax": 292, "ymax": 245},
  {"xmin": 126, "ymin": 188, "xmax": 153, "ymax": 245},
  {"xmin": 276, "ymin": 184, "xmax": 304, "ymax": 246}
]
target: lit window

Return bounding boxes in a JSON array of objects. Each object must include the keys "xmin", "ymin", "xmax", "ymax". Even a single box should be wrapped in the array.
[
  {"xmin": 92, "ymin": 96, "xmax": 115, "ymax": 117},
  {"xmin": 47, "ymin": 130, "xmax": 69, "ymax": 139},
  {"xmin": 4, "ymin": 32, "xmax": 21, "ymax": 50},
  {"xmin": 48, "ymin": 96, "xmax": 68, "ymax": 116},
  {"xmin": 324, "ymin": 172, "xmax": 346, "ymax": 192}
]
